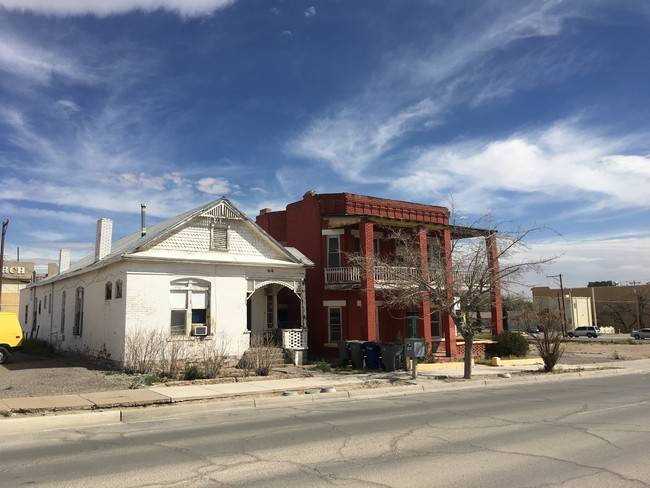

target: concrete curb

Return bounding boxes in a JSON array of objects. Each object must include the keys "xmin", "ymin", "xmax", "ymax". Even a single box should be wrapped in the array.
[
  {"xmin": 3, "ymin": 364, "xmax": 650, "ymax": 432},
  {"xmin": 0, "ymin": 410, "xmax": 121, "ymax": 433}
]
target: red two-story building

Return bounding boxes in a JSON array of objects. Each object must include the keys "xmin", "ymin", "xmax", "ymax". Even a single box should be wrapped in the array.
[{"xmin": 257, "ymin": 191, "xmax": 503, "ymax": 359}]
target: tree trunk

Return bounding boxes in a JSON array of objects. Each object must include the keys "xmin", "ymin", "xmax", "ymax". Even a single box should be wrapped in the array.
[{"xmin": 463, "ymin": 333, "xmax": 473, "ymax": 379}]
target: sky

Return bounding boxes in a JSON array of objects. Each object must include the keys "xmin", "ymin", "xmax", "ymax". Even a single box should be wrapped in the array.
[{"xmin": 0, "ymin": 0, "xmax": 649, "ymax": 293}]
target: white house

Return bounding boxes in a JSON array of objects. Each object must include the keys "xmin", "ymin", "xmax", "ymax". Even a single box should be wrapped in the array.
[{"xmin": 19, "ymin": 198, "xmax": 313, "ymax": 364}]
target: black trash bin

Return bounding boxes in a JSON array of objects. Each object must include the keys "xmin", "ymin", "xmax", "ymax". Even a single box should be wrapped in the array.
[
  {"xmin": 348, "ymin": 341, "xmax": 365, "ymax": 370},
  {"xmin": 380, "ymin": 342, "xmax": 403, "ymax": 371},
  {"xmin": 337, "ymin": 341, "xmax": 350, "ymax": 366},
  {"xmin": 363, "ymin": 341, "xmax": 381, "ymax": 369}
]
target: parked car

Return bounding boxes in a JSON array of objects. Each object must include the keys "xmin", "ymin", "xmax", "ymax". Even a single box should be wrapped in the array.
[
  {"xmin": 525, "ymin": 325, "xmax": 542, "ymax": 334},
  {"xmin": 630, "ymin": 328, "xmax": 650, "ymax": 340},
  {"xmin": 0, "ymin": 312, "xmax": 24, "ymax": 364},
  {"xmin": 565, "ymin": 326, "xmax": 600, "ymax": 338}
]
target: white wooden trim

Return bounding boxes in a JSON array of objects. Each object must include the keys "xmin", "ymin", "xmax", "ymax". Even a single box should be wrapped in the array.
[{"xmin": 323, "ymin": 300, "xmax": 346, "ymax": 307}]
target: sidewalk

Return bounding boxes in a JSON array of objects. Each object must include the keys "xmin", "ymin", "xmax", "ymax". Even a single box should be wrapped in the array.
[{"xmin": 2, "ymin": 358, "xmax": 650, "ymax": 433}]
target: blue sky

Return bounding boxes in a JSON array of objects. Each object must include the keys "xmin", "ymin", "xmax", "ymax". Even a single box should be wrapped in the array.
[{"xmin": 0, "ymin": 0, "xmax": 648, "ymax": 291}]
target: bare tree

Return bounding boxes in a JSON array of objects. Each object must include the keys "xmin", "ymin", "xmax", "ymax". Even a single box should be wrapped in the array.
[
  {"xmin": 350, "ymin": 212, "xmax": 555, "ymax": 379},
  {"xmin": 523, "ymin": 308, "xmax": 565, "ymax": 372}
]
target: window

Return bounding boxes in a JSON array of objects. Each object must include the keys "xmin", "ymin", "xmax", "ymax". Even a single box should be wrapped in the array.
[
  {"xmin": 170, "ymin": 279, "xmax": 210, "ymax": 336},
  {"xmin": 353, "ymin": 237, "xmax": 380, "ymax": 256},
  {"xmin": 327, "ymin": 236, "xmax": 340, "ymax": 268},
  {"xmin": 115, "ymin": 279, "xmax": 123, "ymax": 299},
  {"xmin": 210, "ymin": 224, "xmax": 229, "ymax": 251},
  {"xmin": 105, "ymin": 282, "xmax": 113, "ymax": 300},
  {"xmin": 328, "ymin": 307, "xmax": 342, "ymax": 342},
  {"xmin": 406, "ymin": 307, "xmax": 419, "ymax": 338},
  {"xmin": 38, "ymin": 299, "xmax": 41, "ymax": 315},
  {"xmin": 61, "ymin": 291, "xmax": 66, "ymax": 333},
  {"xmin": 44, "ymin": 295, "xmax": 47, "ymax": 311},
  {"xmin": 73, "ymin": 287, "xmax": 84, "ymax": 336}
]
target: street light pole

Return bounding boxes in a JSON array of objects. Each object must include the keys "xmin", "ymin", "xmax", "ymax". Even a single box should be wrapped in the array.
[
  {"xmin": 548, "ymin": 273, "xmax": 567, "ymax": 335},
  {"xmin": 0, "ymin": 219, "xmax": 8, "ymax": 311}
]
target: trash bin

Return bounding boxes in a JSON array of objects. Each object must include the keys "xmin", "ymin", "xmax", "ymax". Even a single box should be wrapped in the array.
[
  {"xmin": 380, "ymin": 342, "xmax": 403, "ymax": 371},
  {"xmin": 363, "ymin": 341, "xmax": 381, "ymax": 369},
  {"xmin": 337, "ymin": 341, "xmax": 350, "ymax": 366},
  {"xmin": 347, "ymin": 340, "xmax": 365, "ymax": 370}
]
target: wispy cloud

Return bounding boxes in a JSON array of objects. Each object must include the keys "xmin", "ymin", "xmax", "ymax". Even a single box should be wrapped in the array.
[
  {"xmin": 0, "ymin": 0, "xmax": 236, "ymax": 18},
  {"xmin": 196, "ymin": 177, "xmax": 238, "ymax": 195},
  {"xmin": 287, "ymin": 2, "xmax": 593, "ymax": 181},
  {"xmin": 390, "ymin": 121, "xmax": 650, "ymax": 215},
  {"xmin": 305, "ymin": 7, "xmax": 316, "ymax": 18}
]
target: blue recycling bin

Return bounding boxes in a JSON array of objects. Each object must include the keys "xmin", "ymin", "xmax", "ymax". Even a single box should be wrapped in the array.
[
  {"xmin": 363, "ymin": 341, "xmax": 381, "ymax": 369},
  {"xmin": 380, "ymin": 342, "xmax": 403, "ymax": 371}
]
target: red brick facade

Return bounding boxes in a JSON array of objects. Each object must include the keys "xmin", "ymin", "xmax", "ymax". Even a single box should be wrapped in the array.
[{"xmin": 256, "ymin": 191, "xmax": 502, "ymax": 359}]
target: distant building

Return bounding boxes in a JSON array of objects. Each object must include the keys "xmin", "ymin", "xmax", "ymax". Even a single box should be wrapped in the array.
[
  {"xmin": 532, "ymin": 283, "xmax": 650, "ymax": 332},
  {"xmin": 20, "ymin": 198, "xmax": 312, "ymax": 364},
  {"xmin": 1, "ymin": 261, "xmax": 34, "ymax": 316}
]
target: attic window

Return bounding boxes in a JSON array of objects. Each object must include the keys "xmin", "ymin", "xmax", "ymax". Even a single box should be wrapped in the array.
[{"xmin": 210, "ymin": 224, "xmax": 229, "ymax": 251}]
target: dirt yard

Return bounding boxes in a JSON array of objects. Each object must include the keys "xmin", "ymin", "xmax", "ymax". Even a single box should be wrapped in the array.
[
  {"xmin": 559, "ymin": 341, "xmax": 650, "ymax": 362},
  {"xmin": 2, "ymin": 341, "xmax": 650, "ymax": 399}
]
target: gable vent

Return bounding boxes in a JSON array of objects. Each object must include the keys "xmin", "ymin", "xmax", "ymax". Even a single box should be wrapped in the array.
[{"xmin": 201, "ymin": 201, "xmax": 240, "ymax": 220}]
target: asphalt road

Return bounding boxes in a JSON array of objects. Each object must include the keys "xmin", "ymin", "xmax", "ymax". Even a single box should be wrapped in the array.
[{"xmin": 2, "ymin": 374, "xmax": 650, "ymax": 488}]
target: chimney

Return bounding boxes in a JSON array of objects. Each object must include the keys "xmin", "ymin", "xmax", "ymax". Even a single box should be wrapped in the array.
[
  {"xmin": 95, "ymin": 218, "xmax": 113, "ymax": 262},
  {"xmin": 58, "ymin": 249, "xmax": 70, "ymax": 273},
  {"xmin": 259, "ymin": 208, "xmax": 272, "ymax": 215},
  {"xmin": 141, "ymin": 203, "xmax": 147, "ymax": 237}
]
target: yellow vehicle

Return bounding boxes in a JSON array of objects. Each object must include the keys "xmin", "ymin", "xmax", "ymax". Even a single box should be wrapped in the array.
[{"xmin": 0, "ymin": 312, "xmax": 24, "ymax": 364}]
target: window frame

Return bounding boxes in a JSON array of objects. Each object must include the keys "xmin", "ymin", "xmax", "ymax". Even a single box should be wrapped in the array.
[
  {"xmin": 328, "ymin": 306, "xmax": 343, "ymax": 342},
  {"xmin": 105, "ymin": 281, "xmax": 113, "ymax": 300},
  {"xmin": 170, "ymin": 279, "xmax": 211, "ymax": 336},
  {"xmin": 73, "ymin": 287, "xmax": 84, "ymax": 336}
]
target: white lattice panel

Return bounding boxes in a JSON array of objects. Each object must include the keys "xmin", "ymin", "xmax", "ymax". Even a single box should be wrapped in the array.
[{"xmin": 282, "ymin": 329, "xmax": 308, "ymax": 350}]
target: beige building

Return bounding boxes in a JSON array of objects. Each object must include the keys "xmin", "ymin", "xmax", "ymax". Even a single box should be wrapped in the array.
[
  {"xmin": 532, "ymin": 283, "xmax": 650, "ymax": 332},
  {"xmin": 0, "ymin": 262, "xmax": 34, "ymax": 316}
]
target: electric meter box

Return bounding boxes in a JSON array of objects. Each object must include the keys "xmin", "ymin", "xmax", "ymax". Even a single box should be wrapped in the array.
[{"xmin": 404, "ymin": 338, "xmax": 426, "ymax": 358}]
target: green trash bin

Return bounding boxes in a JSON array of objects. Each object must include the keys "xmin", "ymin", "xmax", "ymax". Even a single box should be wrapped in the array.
[
  {"xmin": 380, "ymin": 342, "xmax": 403, "ymax": 371},
  {"xmin": 337, "ymin": 341, "xmax": 350, "ymax": 366},
  {"xmin": 347, "ymin": 341, "xmax": 364, "ymax": 370}
]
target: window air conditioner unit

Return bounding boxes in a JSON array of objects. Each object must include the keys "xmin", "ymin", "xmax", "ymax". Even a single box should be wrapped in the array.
[{"xmin": 191, "ymin": 325, "xmax": 208, "ymax": 336}]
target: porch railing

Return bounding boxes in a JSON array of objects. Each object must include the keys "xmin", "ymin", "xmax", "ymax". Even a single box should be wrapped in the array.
[
  {"xmin": 325, "ymin": 266, "xmax": 419, "ymax": 284},
  {"xmin": 282, "ymin": 329, "xmax": 308, "ymax": 350}
]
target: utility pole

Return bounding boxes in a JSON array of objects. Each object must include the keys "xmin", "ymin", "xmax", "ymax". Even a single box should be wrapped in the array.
[
  {"xmin": 547, "ymin": 273, "xmax": 567, "ymax": 334},
  {"xmin": 0, "ymin": 219, "xmax": 8, "ymax": 311}
]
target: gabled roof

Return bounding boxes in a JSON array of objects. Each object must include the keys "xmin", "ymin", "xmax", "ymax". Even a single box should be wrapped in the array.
[{"xmin": 37, "ymin": 198, "xmax": 312, "ymax": 285}]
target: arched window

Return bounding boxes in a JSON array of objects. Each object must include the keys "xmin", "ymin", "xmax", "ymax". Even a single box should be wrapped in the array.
[
  {"xmin": 170, "ymin": 279, "xmax": 210, "ymax": 336},
  {"xmin": 73, "ymin": 287, "xmax": 84, "ymax": 336},
  {"xmin": 105, "ymin": 282, "xmax": 113, "ymax": 300},
  {"xmin": 115, "ymin": 279, "xmax": 123, "ymax": 299}
]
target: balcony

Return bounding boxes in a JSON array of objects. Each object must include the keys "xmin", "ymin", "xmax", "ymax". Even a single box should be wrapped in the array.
[{"xmin": 325, "ymin": 266, "xmax": 420, "ymax": 287}]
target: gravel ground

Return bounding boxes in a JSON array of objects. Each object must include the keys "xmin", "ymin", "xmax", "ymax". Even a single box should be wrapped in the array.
[
  {"xmin": 2, "ymin": 341, "xmax": 649, "ymax": 399},
  {"xmin": 0, "ymin": 353, "xmax": 134, "ymax": 398}
]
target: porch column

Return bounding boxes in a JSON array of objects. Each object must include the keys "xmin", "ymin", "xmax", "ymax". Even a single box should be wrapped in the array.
[
  {"xmin": 441, "ymin": 228, "xmax": 457, "ymax": 357},
  {"xmin": 418, "ymin": 227, "xmax": 432, "ymax": 346},
  {"xmin": 360, "ymin": 218, "xmax": 377, "ymax": 341},
  {"xmin": 486, "ymin": 233, "xmax": 504, "ymax": 335}
]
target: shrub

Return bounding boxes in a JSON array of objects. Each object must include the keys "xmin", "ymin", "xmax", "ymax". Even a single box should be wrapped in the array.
[
  {"xmin": 491, "ymin": 331, "xmax": 529, "ymax": 358},
  {"xmin": 312, "ymin": 360, "xmax": 332, "ymax": 372},
  {"xmin": 183, "ymin": 364, "xmax": 203, "ymax": 380}
]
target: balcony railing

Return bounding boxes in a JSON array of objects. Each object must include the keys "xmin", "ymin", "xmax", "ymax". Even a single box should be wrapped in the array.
[{"xmin": 325, "ymin": 266, "xmax": 419, "ymax": 284}]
